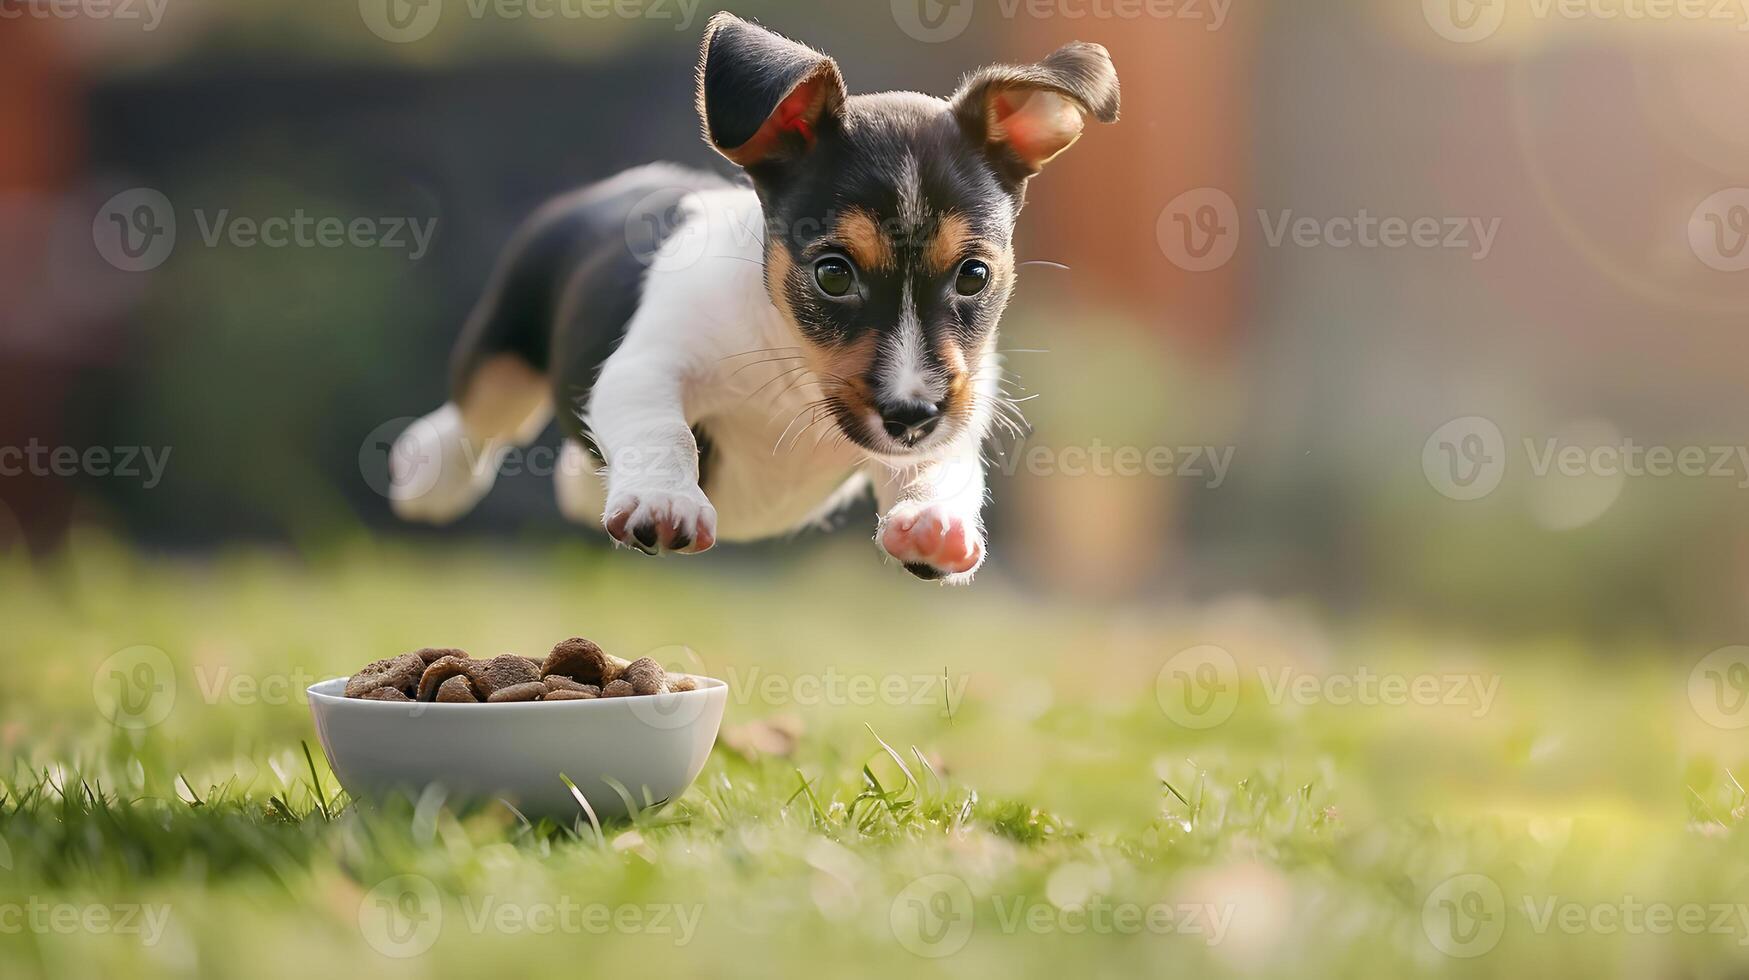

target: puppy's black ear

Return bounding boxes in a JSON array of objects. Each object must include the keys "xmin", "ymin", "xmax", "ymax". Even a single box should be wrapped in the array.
[
  {"xmin": 952, "ymin": 42, "xmax": 1120, "ymax": 181},
  {"xmin": 697, "ymin": 12, "xmax": 846, "ymax": 170}
]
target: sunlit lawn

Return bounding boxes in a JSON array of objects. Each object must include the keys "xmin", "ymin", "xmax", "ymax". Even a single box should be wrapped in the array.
[{"xmin": 1, "ymin": 536, "xmax": 1746, "ymax": 978}]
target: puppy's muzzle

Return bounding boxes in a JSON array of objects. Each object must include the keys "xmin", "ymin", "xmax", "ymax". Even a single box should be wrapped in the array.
[{"xmin": 877, "ymin": 399, "xmax": 941, "ymax": 447}]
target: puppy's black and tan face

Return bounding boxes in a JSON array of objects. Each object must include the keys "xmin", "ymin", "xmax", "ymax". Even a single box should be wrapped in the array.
[
  {"xmin": 698, "ymin": 13, "xmax": 1120, "ymax": 458},
  {"xmin": 757, "ymin": 99, "xmax": 1018, "ymax": 457}
]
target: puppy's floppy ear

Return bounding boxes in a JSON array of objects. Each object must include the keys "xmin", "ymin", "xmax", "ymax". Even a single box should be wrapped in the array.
[
  {"xmin": 696, "ymin": 12, "xmax": 846, "ymax": 170},
  {"xmin": 952, "ymin": 41, "xmax": 1120, "ymax": 181}
]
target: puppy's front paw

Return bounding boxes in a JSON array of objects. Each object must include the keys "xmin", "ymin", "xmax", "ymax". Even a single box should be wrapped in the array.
[
  {"xmin": 603, "ymin": 486, "xmax": 717, "ymax": 555},
  {"xmin": 879, "ymin": 503, "xmax": 984, "ymax": 583}
]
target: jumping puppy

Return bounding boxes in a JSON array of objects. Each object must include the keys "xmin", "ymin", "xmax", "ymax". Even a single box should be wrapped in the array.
[{"xmin": 390, "ymin": 12, "xmax": 1119, "ymax": 584}]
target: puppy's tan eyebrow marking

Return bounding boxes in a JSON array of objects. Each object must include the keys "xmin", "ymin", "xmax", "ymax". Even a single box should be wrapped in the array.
[
  {"xmin": 832, "ymin": 208, "xmax": 895, "ymax": 272},
  {"xmin": 926, "ymin": 212, "xmax": 975, "ymax": 275}
]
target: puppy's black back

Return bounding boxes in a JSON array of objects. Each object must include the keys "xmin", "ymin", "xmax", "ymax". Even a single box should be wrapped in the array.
[{"xmin": 448, "ymin": 163, "xmax": 734, "ymax": 443}]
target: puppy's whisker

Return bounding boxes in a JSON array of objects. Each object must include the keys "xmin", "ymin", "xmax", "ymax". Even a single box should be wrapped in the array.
[
  {"xmin": 786, "ymin": 412, "xmax": 835, "ymax": 455},
  {"xmin": 990, "ymin": 401, "xmax": 1032, "ymax": 434},
  {"xmin": 759, "ymin": 379, "xmax": 822, "ymax": 429},
  {"xmin": 727, "ymin": 355, "xmax": 806, "ymax": 380},
  {"xmin": 772, "ymin": 403, "xmax": 823, "ymax": 455},
  {"xmin": 968, "ymin": 393, "xmax": 1032, "ymax": 441},
  {"xmin": 980, "ymin": 412, "xmax": 1024, "ymax": 445},
  {"xmin": 807, "ymin": 418, "xmax": 840, "ymax": 455},
  {"xmin": 721, "ymin": 345, "xmax": 803, "ymax": 361},
  {"xmin": 744, "ymin": 363, "xmax": 812, "ymax": 403}
]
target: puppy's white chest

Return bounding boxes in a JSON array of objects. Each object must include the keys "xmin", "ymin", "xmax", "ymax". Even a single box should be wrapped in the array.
[{"xmin": 693, "ymin": 368, "xmax": 866, "ymax": 542}]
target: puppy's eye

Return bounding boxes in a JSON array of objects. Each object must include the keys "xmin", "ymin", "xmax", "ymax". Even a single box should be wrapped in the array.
[
  {"xmin": 955, "ymin": 259, "xmax": 991, "ymax": 297},
  {"xmin": 813, "ymin": 256, "xmax": 856, "ymax": 299}
]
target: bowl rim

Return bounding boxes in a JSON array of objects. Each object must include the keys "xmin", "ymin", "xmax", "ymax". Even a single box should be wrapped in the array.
[{"xmin": 306, "ymin": 673, "xmax": 725, "ymax": 709}]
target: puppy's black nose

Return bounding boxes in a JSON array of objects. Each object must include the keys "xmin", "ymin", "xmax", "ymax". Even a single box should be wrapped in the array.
[{"xmin": 879, "ymin": 401, "xmax": 941, "ymax": 446}]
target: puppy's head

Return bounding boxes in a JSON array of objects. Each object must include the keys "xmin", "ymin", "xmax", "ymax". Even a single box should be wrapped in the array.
[{"xmin": 697, "ymin": 12, "xmax": 1119, "ymax": 459}]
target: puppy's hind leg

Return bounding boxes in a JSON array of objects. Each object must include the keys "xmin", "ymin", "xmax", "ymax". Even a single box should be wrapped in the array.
[
  {"xmin": 553, "ymin": 439, "xmax": 607, "ymax": 526},
  {"xmin": 390, "ymin": 354, "xmax": 552, "ymax": 523}
]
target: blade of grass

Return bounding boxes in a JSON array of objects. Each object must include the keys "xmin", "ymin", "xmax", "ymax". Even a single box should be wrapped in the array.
[
  {"xmin": 299, "ymin": 742, "xmax": 329, "ymax": 820},
  {"xmin": 864, "ymin": 724, "xmax": 917, "ymax": 794},
  {"xmin": 559, "ymin": 773, "xmax": 604, "ymax": 846}
]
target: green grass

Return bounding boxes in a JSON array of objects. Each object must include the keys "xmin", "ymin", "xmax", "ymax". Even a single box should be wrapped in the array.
[{"xmin": 2, "ymin": 535, "xmax": 1747, "ymax": 978}]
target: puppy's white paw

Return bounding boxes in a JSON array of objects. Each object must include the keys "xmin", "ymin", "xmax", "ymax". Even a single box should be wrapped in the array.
[
  {"xmin": 388, "ymin": 405, "xmax": 499, "ymax": 524},
  {"xmin": 879, "ymin": 502, "xmax": 984, "ymax": 583},
  {"xmin": 603, "ymin": 485, "xmax": 717, "ymax": 555}
]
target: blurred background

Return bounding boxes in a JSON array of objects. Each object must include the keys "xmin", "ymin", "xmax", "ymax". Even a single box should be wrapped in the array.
[{"xmin": 2, "ymin": 0, "xmax": 1747, "ymax": 639}]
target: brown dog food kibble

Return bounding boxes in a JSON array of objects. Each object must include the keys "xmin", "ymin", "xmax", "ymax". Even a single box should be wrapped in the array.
[
  {"xmin": 343, "ymin": 660, "xmax": 396, "ymax": 698},
  {"xmin": 486, "ymin": 681, "xmax": 547, "ymax": 703},
  {"xmin": 542, "ymin": 675, "xmax": 600, "ymax": 696},
  {"xmin": 344, "ymin": 652, "xmax": 426, "ymax": 699},
  {"xmin": 413, "ymin": 646, "xmax": 468, "ymax": 665},
  {"xmin": 622, "ymin": 657, "xmax": 668, "ymax": 696},
  {"xmin": 541, "ymin": 637, "xmax": 616, "ymax": 686},
  {"xmin": 344, "ymin": 640, "xmax": 700, "ymax": 704},
  {"xmin": 467, "ymin": 654, "xmax": 542, "ymax": 698},
  {"xmin": 417, "ymin": 655, "xmax": 476, "ymax": 701},
  {"xmin": 436, "ymin": 675, "xmax": 480, "ymax": 703}
]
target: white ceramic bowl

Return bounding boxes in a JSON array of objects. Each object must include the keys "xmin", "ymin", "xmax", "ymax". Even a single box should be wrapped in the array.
[{"xmin": 306, "ymin": 675, "xmax": 726, "ymax": 820}]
